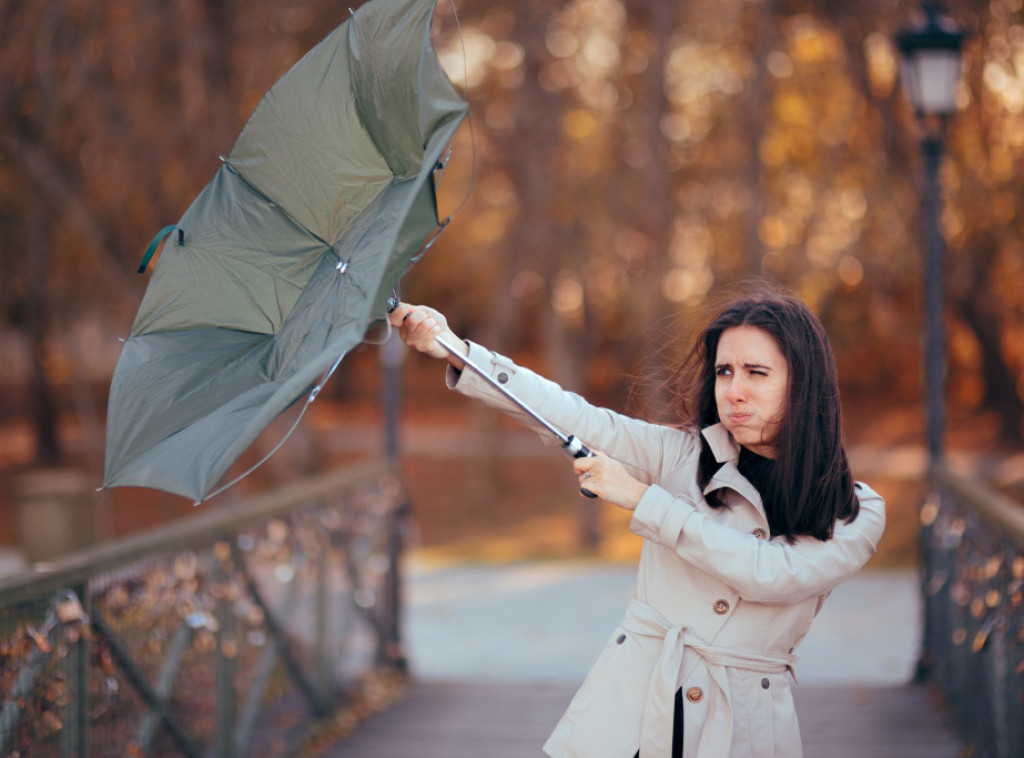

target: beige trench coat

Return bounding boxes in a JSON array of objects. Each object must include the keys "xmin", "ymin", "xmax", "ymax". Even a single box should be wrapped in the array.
[{"xmin": 447, "ymin": 342, "xmax": 887, "ymax": 758}]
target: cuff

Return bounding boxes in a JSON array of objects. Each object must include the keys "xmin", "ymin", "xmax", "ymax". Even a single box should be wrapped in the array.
[
  {"xmin": 630, "ymin": 484, "xmax": 695, "ymax": 547},
  {"xmin": 444, "ymin": 340, "xmax": 486, "ymax": 390},
  {"xmin": 444, "ymin": 362, "xmax": 463, "ymax": 390},
  {"xmin": 443, "ymin": 341, "xmax": 525, "ymax": 415}
]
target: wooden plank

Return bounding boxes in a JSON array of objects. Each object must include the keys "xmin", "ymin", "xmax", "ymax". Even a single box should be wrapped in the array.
[
  {"xmin": 794, "ymin": 685, "xmax": 964, "ymax": 758},
  {"xmin": 324, "ymin": 681, "xmax": 571, "ymax": 757},
  {"xmin": 323, "ymin": 681, "xmax": 966, "ymax": 758}
]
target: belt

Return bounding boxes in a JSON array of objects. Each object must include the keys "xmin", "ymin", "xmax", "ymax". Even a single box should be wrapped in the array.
[{"xmin": 620, "ymin": 598, "xmax": 798, "ymax": 758}]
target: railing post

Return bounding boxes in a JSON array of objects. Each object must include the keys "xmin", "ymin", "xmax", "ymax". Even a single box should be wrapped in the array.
[
  {"xmin": 59, "ymin": 587, "xmax": 89, "ymax": 758},
  {"xmin": 991, "ymin": 582, "xmax": 1008, "ymax": 758},
  {"xmin": 380, "ymin": 326, "xmax": 408, "ymax": 672},
  {"xmin": 214, "ymin": 542, "xmax": 238, "ymax": 758},
  {"xmin": 314, "ymin": 533, "xmax": 332, "ymax": 704},
  {"xmin": 385, "ymin": 493, "xmax": 407, "ymax": 670},
  {"xmin": 916, "ymin": 490, "xmax": 939, "ymax": 683}
]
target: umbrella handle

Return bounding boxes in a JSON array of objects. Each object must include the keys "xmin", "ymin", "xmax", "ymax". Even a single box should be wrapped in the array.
[{"xmin": 563, "ymin": 436, "xmax": 598, "ymax": 499}]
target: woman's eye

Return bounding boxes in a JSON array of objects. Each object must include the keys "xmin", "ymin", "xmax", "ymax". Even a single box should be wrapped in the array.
[{"xmin": 716, "ymin": 367, "xmax": 731, "ymax": 377}]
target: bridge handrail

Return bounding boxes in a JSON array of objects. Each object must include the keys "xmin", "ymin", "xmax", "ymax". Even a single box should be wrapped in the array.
[
  {"xmin": 0, "ymin": 460, "xmax": 394, "ymax": 606},
  {"xmin": 933, "ymin": 465, "xmax": 1024, "ymax": 547}
]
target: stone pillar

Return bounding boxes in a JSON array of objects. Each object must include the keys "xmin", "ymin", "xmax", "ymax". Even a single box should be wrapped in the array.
[{"xmin": 11, "ymin": 468, "xmax": 97, "ymax": 564}]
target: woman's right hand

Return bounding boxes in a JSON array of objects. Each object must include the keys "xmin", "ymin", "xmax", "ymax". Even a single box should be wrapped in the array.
[{"xmin": 387, "ymin": 302, "xmax": 467, "ymax": 368}]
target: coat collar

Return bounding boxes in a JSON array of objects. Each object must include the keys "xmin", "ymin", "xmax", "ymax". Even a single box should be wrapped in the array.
[
  {"xmin": 700, "ymin": 423, "xmax": 768, "ymax": 523},
  {"xmin": 701, "ymin": 423, "xmax": 740, "ymax": 464}
]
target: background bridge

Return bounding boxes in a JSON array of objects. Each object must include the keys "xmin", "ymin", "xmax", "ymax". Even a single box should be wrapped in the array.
[{"xmin": 0, "ymin": 457, "xmax": 1018, "ymax": 756}]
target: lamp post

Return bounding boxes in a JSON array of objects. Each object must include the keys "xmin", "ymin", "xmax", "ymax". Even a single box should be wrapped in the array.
[{"xmin": 896, "ymin": 3, "xmax": 966, "ymax": 466}]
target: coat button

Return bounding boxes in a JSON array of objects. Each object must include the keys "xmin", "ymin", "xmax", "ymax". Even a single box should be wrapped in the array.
[
  {"xmin": 761, "ymin": 678, "xmax": 770, "ymax": 689},
  {"xmin": 497, "ymin": 372, "xmax": 509, "ymax": 384},
  {"xmin": 713, "ymin": 599, "xmax": 730, "ymax": 615},
  {"xmin": 616, "ymin": 634, "xmax": 626, "ymax": 645},
  {"xmin": 686, "ymin": 687, "xmax": 703, "ymax": 703},
  {"xmin": 752, "ymin": 528, "xmax": 767, "ymax": 539}
]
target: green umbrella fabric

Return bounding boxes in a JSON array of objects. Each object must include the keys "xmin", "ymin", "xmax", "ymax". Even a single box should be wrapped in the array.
[{"xmin": 103, "ymin": 0, "xmax": 467, "ymax": 503}]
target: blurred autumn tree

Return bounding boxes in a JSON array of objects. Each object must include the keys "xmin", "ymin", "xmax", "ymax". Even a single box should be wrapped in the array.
[
  {"xmin": 1, "ymin": 0, "xmax": 1022, "ymax": 471},
  {"xmin": 416, "ymin": 0, "xmax": 1024, "ymax": 442}
]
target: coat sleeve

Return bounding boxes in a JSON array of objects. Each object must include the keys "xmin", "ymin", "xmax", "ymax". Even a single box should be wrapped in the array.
[
  {"xmin": 444, "ymin": 341, "xmax": 698, "ymax": 484},
  {"xmin": 629, "ymin": 483, "xmax": 886, "ymax": 604}
]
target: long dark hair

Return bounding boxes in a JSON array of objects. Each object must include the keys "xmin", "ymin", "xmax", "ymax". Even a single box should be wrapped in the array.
[{"xmin": 670, "ymin": 291, "xmax": 858, "ymax": 541}]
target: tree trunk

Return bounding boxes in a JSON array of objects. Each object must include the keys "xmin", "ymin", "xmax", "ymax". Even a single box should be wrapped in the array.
[
  {"xmin": 955, "ymin": 293, "xmax": 1024, "ymax": 445},
  {"xmin": 949, "ymin": 229, "xmax": 1024, "ymax": 445},
  {"xmin": 27, "ymin": 202, "xmax": 61, "ymax": 464},
  {"xmin": 743, "ymin": 0, "xmax": 773, "ymax": 278},
  {"xmin": 625, "ymin": 0, "xmax": 674, "ymax": 417}
]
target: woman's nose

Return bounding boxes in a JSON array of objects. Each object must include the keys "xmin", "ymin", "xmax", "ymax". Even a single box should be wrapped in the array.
[{"xmin": 726, "ymin": 376, "xmax": 746, "ymax": 403}]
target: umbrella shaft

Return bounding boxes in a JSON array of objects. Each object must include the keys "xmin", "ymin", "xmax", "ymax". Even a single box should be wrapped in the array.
[
  {"xmin": 433, "ymin": 335, "xmax": 569, "ymax": 444},
  {"xmin": 433, "ymin": 335, "xmax": 597, "ymax": 499}
]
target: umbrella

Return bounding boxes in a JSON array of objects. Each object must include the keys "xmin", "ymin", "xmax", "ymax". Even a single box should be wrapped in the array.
[{"xmin": 103, "ymin": 0, "xmax": 468, "ymax": 504}]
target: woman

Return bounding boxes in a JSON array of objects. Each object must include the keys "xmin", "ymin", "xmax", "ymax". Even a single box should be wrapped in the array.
[{"xmin": 388, "ymin": 291, "xmax": 885, "ymax": 758}]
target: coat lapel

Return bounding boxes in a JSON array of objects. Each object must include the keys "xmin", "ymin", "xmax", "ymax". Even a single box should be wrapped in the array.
[{"xmin": 700, "ymin": 424, "xmax": 769, "ymax": 525}]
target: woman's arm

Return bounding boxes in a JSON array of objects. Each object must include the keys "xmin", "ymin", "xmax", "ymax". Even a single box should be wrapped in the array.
[
  {"xmin": 629, "ymin": 483, "xmax": 886, "ymax": 604},
  {"xmin": 388, "ymin": 303, "xmax": 698, "ymax": 484}
]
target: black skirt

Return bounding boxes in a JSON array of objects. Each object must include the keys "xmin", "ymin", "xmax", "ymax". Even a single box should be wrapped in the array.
[{"xmin": 633, "ymin": 688, "xmax": 684, "ymax": 757}]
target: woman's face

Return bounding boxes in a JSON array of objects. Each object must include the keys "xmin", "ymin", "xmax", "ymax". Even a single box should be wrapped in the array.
[{"xmin": 714, "ymin": 325, "xmax": 789, "ymax": 458}]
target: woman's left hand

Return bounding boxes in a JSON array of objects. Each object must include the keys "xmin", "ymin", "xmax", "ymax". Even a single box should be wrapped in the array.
[{"xmin": 573, "ymin": 451, "xmax": 649, "ymax": 511}]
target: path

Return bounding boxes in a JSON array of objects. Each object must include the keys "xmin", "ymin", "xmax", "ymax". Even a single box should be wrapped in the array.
[
  {"xmin": 325, "ymin": 680, "xmax": 961, "ymax": 757},
  {"xmin": 401, "ymin": 561, "xmax": 922, "ymax": 684}
]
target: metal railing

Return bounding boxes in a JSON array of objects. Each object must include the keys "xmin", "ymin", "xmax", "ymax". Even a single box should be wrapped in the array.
[
  {"xmin": 919, "ymin": 464, "xmax": 1024, "ymax": 758},
  {"xmin": 0, "ymin": 459, "xmax": 407, "ymax": 757}
]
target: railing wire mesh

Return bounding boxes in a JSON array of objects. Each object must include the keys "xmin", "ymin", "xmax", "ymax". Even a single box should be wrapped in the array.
[{"xmin": 0, "ymin": 461, "xmax": 406, "ymax": 757}]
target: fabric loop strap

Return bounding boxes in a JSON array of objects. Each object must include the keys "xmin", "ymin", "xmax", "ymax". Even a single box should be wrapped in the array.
[{"xmin": 137, "ymin": 225, "xmax": 183, "ymax": 274}]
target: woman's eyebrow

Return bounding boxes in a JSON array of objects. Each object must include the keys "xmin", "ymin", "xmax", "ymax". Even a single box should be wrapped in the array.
[{"xmin": 742, "ymin": 362, "xmax": 773, "ymax": 371}]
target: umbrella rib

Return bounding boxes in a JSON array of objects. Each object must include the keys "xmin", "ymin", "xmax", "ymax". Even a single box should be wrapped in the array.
[
  {"xmin": 401, "ymin": 216, "xmax": 450, "ymax": 276},
  {"xmin": 202, "ymin": 349, "xmax": 346, "ymax": 503},
  {"xmin": 434, "ymin": 0, "xmax": 478, "ymax": 221}
]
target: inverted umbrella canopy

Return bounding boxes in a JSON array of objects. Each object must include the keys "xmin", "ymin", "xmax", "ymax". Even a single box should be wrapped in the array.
[{"xmin": 103, "ymin": 0, "xmax": 468, "ymax": 503}]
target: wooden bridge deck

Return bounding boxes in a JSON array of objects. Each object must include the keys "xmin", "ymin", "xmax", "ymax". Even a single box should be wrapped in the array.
[{"xmin": 323, "ymin": 679, "xmax": 965, "ymax": 758}]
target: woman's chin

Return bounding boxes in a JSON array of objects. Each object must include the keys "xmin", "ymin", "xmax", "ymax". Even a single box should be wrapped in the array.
[{"xmin": 729, "ymin": 430, "xmax": 777, "ymax": 457}]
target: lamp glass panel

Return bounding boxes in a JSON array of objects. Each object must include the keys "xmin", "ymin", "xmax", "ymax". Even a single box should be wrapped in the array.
[
  {"xmin": 914, "ymin": 49, "xmax": 961, "ymax": 114},
  {"xmin": 899, "ymin": 57, "xmax": 920, "ymax": 109}
]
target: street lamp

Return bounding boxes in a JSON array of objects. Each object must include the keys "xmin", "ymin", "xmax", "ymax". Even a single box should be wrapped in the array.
[{"xmin": 896, "ymin": 4, "xmax": 966, "ymax": 465}]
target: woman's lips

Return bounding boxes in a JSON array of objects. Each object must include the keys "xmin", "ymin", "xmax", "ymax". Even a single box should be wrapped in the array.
[{"xmin": 727, "ymin": 412, "xmax": 752, "ymax": 424}]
